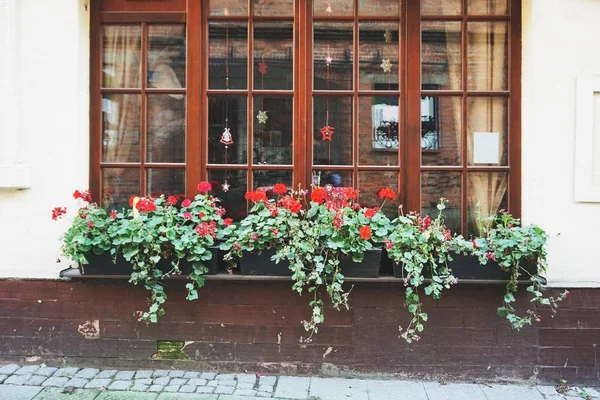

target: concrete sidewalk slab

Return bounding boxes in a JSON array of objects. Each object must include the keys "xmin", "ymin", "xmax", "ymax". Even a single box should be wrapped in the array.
[{"xmin": 0, "ymin": 384, "xmax": 42, "ymax": 400}]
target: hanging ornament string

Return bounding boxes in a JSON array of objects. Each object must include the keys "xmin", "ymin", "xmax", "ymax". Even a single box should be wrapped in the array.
[
  {"xmin": 257, "ymin": 56, "xmax": 268, "ymax": 164},
  {"xmin": 320, "ymin": 43, "xmax": 335, "ymax": 165},
  {"xmin": 382, "ymin": 28, "xmax": 393, "ymax": 165},
  {"xmin": 219, "ymin": 21, "xmax": 233, "ymax": 192}
]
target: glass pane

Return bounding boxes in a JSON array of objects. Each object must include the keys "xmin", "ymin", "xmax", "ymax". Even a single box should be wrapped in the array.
[
  {"xmin": 147, "ymin": 168, "xmax": 185, "ymax": 198},
  {"xmin": 312, "ymin": 170, "xmax": 352, "ymax": 189},
  {"xmin": 421, "ymin": 96, "xmax": 462, "ymax": 166},
  {"xmin": 422, "ymin": 21, "xmax": 462, "ymax": 90},
  {"xmin": 148, "ymin": 25, "xmax": 186, "ymax": 88},
  {"xmin": 209, "ymin": 22, "xmax": 248, "ymax": 90},
  {"xmin": 359, "ymin": 0, "xmax": 399, "ymax": 17},
  {"xmin": 467, "ymin": 22, "xmax": 508, "ymax": 91},
  {"xmin": 102, "ymin": 94, "xmax": 140, "ymax": 163},
  {"xmin": 208, "ymin": 170, "xmax": 248, "ymax": 221},
  {"xmin": 208, "ymin": 96, "xmax": 247, "ymax": 165},
  {"xmin": 359, "ymin": 96, "xmax": 399, "ymax": 166},
  {"xmin": 313, "ymin": 96, "xmax": 353, "ymax": 166},
  {"xmin": 102, "ymin": 25, "xmax": 141, "ymax": 88},
  {"xmin": 255, "ymin": 0, "xmax": 293, "ymax": 16},
  {"xmin": 314, "ymin": 0, "xmax": 353, "ymax": 16},
  {"xmin": 467, "ymin": 97, "xmax": 507, "ymax": 165},
  {"xmin": 468, "ymin": 0, "xmax": 508, "ymax": 15},
  {"xmin": 359, "ymin": 23, "xmax": 399, "ymax": 91},
  {"xmin": 314, "ymin": 22, "xmax": 353, "ymax": 91},
  {"xmin": 209, "ymin": 0, "xmax": 247, "ymax": 16},
  {"xmin": 102, "ymin": 168, "xmax": 140, "ymax": 210},
  {"xmin": 359, "ymin": 171, "xmax": 399, "ymax": 218},
  {"xmin": 422, "ymin": 0, "xmax": 461, "ymax": 15},
  {"xmin": 254, "ymin": 22, "xmax": 293, "ymax": 91},
  {"xmin": 253, "ymin": 170, "xmax": 293, "ymax": 199},
  {"xmin": 253, "ymin": 96, "xmax": 293, "ymax": 165},
  {"xmin": 421, "ymin": 171, "xmax": 461, "ymax": 233},
  {"xmin": 467, "ymin": 172, "xmax": 508, "ymax": 237},
  {"xmin": 147, "ymin": 95, "xmax": 186, "ymax": 163}
]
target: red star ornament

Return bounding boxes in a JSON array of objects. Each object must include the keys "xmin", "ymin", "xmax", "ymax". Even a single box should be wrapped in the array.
[
  {"xmin": 258, "ymin": 61, "xmax": 268, "ymax": 75},
  {"xmin": 320, "ymin": 125, "xmax": 335, "ymax": 141}
]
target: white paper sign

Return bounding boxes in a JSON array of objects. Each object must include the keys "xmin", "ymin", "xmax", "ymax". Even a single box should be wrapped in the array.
[{"xmin": 473, "ymin": 132, "xmax": 500, "ymax": 164}]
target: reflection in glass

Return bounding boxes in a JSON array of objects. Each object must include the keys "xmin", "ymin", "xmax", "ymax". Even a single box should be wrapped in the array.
[
  {"xmin": 359, "ymin": 0, "xmax": 399, "ymax": 17},
  {"xmin": 467, "ymin": 97, "xmax": 507, "ymax": 165},
  {"xmin": 314, "ymin": 0, "xmax": 353, "ymax": 16},
  {"xmin": 254, "ymin": 22, "xmax": 293, "ymax": 91},
  {"xmin": 468, "ymin": 0, "xmax": 508, "ymax": 15},
  {"xmin": 359, "ymin": 171, "xmax": 399, "ymax": 218},
  {"xmin": 312, "ymin": 170, "xmax": 352, "ymax": 189},
  {"xmin": 147, "ymin": 95, "xmax": 186, "ymax": 163},
  {"xmin": 314, "ymin": 22, "xmax": 353, "ymax": 91},
  {"xmin": 102, "ymin": 94, "xmax": 140, "ymax": 163},
  {"xmin": 148, "ymin": 25, "xmax": 186, "ymax": 88},
  {"xmin": 102, "ymin": 168, "xmax": 140, "ymax": 210},
  {"xmin": 359, "ymin": 23, "xmax": 399, "ymax": 90},
  {"xmin": 467, "ymin": 22, "xmax": 508, "ymax": 91},
  {"xmin": 147, "ymin": 168, "xmax": 185, "ymax": 198},
  {"xmin": 208, "ymin": 169, "xmax": 248, "ymax": 221},
  {"xmin": 421, "ymin": 96, "xmax": 462, "ymax": 166},
  {"xmin": 209, "ymin": 0, "xmax": 247, "ymax": 16},
  {"xmin": 253, "ymin": 96, "xmax": 293, "ymax": 165},
  {"xmin": 254, "ymin": 0, "xmax": 293, "ymax": 16},
  {"xmin": 313, "ymin": 96, "xmax": 353, "ymax": 166},
  {"xmin": 359, "ymin": 96, "xmax": 399, "ymax": 166},
  {"xmin": 422, "ymin": 21, "xmax": 462, "ymax": 91},
  {"xmin": 421, "ymin": 172, "xmax": 461, "ymax": 233},
  {"xmin": 467, "ymin": 172, "xmax": 508, "ymax": 237},
  {"xmin": 208, "ymin": 96, "xmax": 247, "ymax": 165},
  {"xmin": 253, "ymin": 170, "xmax": 293, "ymax": 199},
  {"xmin": 422, "ymin": 0, "xmax": 461, "ymax": 15},
  {"xmin": 102, "ymin": 25, "xmax": 141, "ymax": 88},
  {"xmin": 209, "ymin": 22, "xmax": 248, "ymax": 90}
]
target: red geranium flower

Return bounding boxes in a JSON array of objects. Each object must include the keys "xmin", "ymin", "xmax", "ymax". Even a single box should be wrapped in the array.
[
  {"xmin": 73, "ymin": 189, "xmax": 92, "ymax": 203},
  {"xmin": 167, "ymin": 196, "xmax": 178, "ymax": 206},
  {"xmin": 51, "ymin": 207, "xmax": 67, "ymax": 221},
  {"xmin": 215, "ymin": 207, "xmax": 226, "ymax": 217},
  {"xmin": 181, "ymin": 199, "xmax": 192, "ymax": 207},
  {"xmin": 273, "ymin": 183, "xmax": 288, "ymax": 195},
  {"xmin": 311, "ymin": 187, "xmax": 327, "ymax": 204},
  {"xmin": 224, "ymin": 218, "xmax": 233, "ymax": 226},
  {"xmin": 378, "ymin": 187, "xmax": 396, "ymax": 201},
  {"xmin": 343, "ymin": 187, "xmax": 357, "ymax": 201},
  {"xmin": 136, "ymin": 198, "xmax": 156, "ymax": 213},
  {"xmin": 364, "ymin": 208, "xmax": 376, "ymax": 218},
  {"xmin": 197, "ymin": 181, "xmax": 212, "ymax": 193},
  {"xmin": 282, "ymin": 197, "xmax": 302, "ymax": 213},
  {"xmin": 87, "ymin": 220, "xmax": 95, "ymax": 229},
  {"xmin": 245, "ymin": 191, "xmax": 268, "ymax": 203},
  {"xmin": 109, "ymin": 210, "xmax": 118, "ymax": 219},
  {"xmin": 383, "ymin": 238, "xmax": 394, "ymax": 250},
  {"xmin": 359, "ymin": 225, "xmax": 372, "ymax": 240}
]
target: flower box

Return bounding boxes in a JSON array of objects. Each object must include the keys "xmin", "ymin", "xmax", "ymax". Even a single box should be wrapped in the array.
[
  {"xmin": 239, "ymin": 248, "xmax": 291, "ymax": 276},
  {"xmin": 339, "ymin": 249, "xmax": 383, "ymax": 278}
]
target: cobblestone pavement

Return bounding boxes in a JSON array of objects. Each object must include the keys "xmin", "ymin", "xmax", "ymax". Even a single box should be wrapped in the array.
[{"xmin": 0, "ymin": 364, "xmax": 598, "ymax": 399}]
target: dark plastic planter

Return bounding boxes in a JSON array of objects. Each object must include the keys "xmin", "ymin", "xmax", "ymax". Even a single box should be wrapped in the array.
[
  {"xmin": 239, "ymin": 248, "xmax": 291, "ymax": 276},
  {"xmin": 339, "ymin": 249, "xmax": 383, "ymax": 278}
]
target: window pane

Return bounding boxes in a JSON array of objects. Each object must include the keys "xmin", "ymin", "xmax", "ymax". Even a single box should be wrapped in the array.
[
  {"xmin": 147, "ymin": 94, "xmax": 186, "ymax": 163},
  {"xmin": 102, "ymin": 25, "xmax": 141, "ymax": 88},
  {"xmin": 468, "ymin": 0, "xmax": 508, "ymax": 15},
  {"xmin": 421, "ymin": 171, "xmax": 461, "ymax": 233},
  {"xmin": 314, "ymin": 22, "xmax": 353, "ymax": 91},
  {"xmin": 147, "ymin": 168, "xmax": 185, "ymax": 198},
  {"xmin": 359, "ymin": 96, "xmax": 399, "ymax": 166},
  {"xmin": 254, "ymin": 0, "xmax": 293, "ymax": 16},
  {"xmin": 314, "ymin": 0, "xmax": 353, "ymax": 16},
  {"xmin": 421, "ymin": 96, "xmax": 462, "ymax": 166},
  {"xmin": 148, "ymin": 25, "xmax": 186, "ymax": 88},
  {"xmin": 253, "ymin": 96, "xmax": 293, "ymax": 165},
  {"xmin": 422, "ymin": 21, "xmax": 462, "ymax": 91},
  {"xmin": 422, "ymin": 0, "xmax": 461, "ymax": 15},
  {"xmin": 359, "ymin": 23, "xmax": 399, "ymax": 91},
  {"xmin": 253, "ymin": 170, "xmax": 293, "ymax": 198},
  {"xmin": 313, "ymin": 96, "xmax": 353, "ymax": 166},
  {"xmin": 208, "ymin": 170, "xmax": 248, "ymax": 221},
  {"xmin": 209, "ymin": 0, "xmax": 247, "ymax": 16},
  {"xmin": 312, "ymin": 170, "xmax": 352, "ymax": 188},
  {"xmin": 467, "ymin": 172, "xmax": 508, "ymax": 237},
  {"xmin": 254, "ymin": 22, "xmax": 293, "ymax": 91},
  {"xmin": 208, "ymin": 96, "xmax": 247, "ymax": 165},
  {"xmin": 102, "ymin": 94, "xmax": 140, "ymax": 163},
  {"xmin": 209, "ymin": 22, "xmax": 248, "ymax": 90},
  {"xmin": 467, "ymin": 22, "xmax": 508, "ymax": 91},
  {"xmin": 467, "ymin": 97, "xmax": 507, "ymax": 165},
  {"xmin": 359, "ymin": 0, "xmax": 399, "ymax": 17},
  {"xmin": 102, "ymin": 168, "xmax": 140, "ymax": 210},
  {"xmin": 359, "ymin": 171, "xmax": 399, "ymax": 218}
]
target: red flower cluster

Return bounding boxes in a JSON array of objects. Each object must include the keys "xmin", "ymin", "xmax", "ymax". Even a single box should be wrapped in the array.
[
  {"xmin": 273, "ymin": 184, "xmax": 288, "ymax": 195},
  {"xmin": 359, "ymin": 225, "xmax": 372, "ymax": 240},
  {"xmin": 73, "ymin": 189, "xmax": 92, "ymax": 203},
  {"xmin": 87, "ymin": 220, "xmax": 95, "ymax": 229},
  {"xmin": 364, "ymin": 208, "xmax": 376, "ymax": 218},
  {"xmin": 282, "ymin": 196, "xmax": 302, "ymax": 213},
  {"xmin": 182, "ymin": 199, "xmax": 192, "ymax": 207},
  {"xmin": 333, "ymin": 211, "xmax": 343, "ymax": 230},
  {"xmin": 224, "ymin": 218, "xmax": 233, "ymax": 226},
  {"xmin": 167, "ymin": 196, "xmax": 178, "ymax": 206},
  {"xmin": 383, "ymin": 238, "xmax": 394, "ymax": 250},
  {"xmin": 198, "ymin": 181, "xmax": 212, "ymax": 193},
  {"xmin": 245, "ymin": 191, "xmax": 268, "ymax": 203},
  {"xmin": 51, "ymin": 207, "xmax": 67, "ymax": 221},
  {"xmin": 136, "ymin": 198, "xmax": 156, "ymax": 213},
  {"xmin": 419, "ymin": 216, "xmax": 432, "ymax": 232},
  {"xmin": 195, "ymin": 221, "xmax": 216, "ymax": 238},
  {"xmin": 215, "ymin": 207, "xmax": 226, "ymax": 217},
  {"xmin": 311, "ymin": 187, "xmax": 327, "ymax": 204},
  {"xmin": 378, "ymin": 187, "xmax": 396, "ymax": 201},
  {"xmin": 109, "ymin": 210, "xmax": 118, "ymax": 219}
]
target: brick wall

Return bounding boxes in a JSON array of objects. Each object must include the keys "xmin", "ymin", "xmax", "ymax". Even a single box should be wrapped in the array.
[{"xmin": 0, "ymin": 280, "xmax": 597, "ymax": 384}]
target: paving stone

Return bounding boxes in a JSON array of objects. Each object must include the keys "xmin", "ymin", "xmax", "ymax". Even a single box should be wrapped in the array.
[
  {"xmin": 196, "ymin": 386, "xmax": 215, "ymax": 393},
  {"xmin": 153, "ymin": 370, "xmax": 170, "ymax": 378},
  {"xmin": 207, "ymin": 380, "xmax": 218, "ymax": 387},
  {"xmin": 41, "ymin": 377, "xmax": 69, "ymax": 387},
  {"xmin": 424, "ymin": 382, "xmax": 487, "ymax": 400},
  {"xmin": 14, "ymin": 366, "xmax": 40, "ymax": 376},
  {"xmin": 168, "ymin": 371, "xmax": 185, "ymax": 378},
  {"xmin": 0, "ymin": 384, "xmax": 42, "ymax": 399},
  {"xmin": 5, "ymin": 373, "xmax": 33, "ymax": 385},
  {"xmin": 64, "ymin": 377, "xmax": 90, "ymax": 388},
  {"xmin": 200, "ymin": 372, "xmax": 217, "ymax": 380},
  {"xmin": 148, "ymin": 385, "xmax": 164, "ymax": 392},
  {"xmin": 274, "ymin": 376, "xmax": 311, "ymax": 399},
  {"xmin": 135, "ymin": 370, "xmax": 154, "ymax": 379},
  {"xmin": 258, "ymin": 384, "xmax": 274, "ymax": 393},
  {"xmin": 52, "ymin": 368, "xmax": 80, "ymax": 378},
  {"xmin": 164, "ymin": 385, "xmax": 181, "ymax": 392},
  {"xmin": 154, "ymin": 377, "xmax": 171, "ymax": 386},
  {"xmin": 214, "ymin": 385, "xmax": 235, "ymax": 395},
  {"xmin": 96, "ymin": 392, "xmax": 159, "ymax": 400},
  {"xmin": 236, "ymin": 382, "xmax": 255, "ymax": 390},
  {"xmin": 216, "ymin": 373, "xmax": 237, "ymax": 381},
  {"xmin": 184, "ymin": 371, "xmax": 200, "ymax": 379},
  {"xmin": 235, "ymin": 374, "xmax": 257, "ymax": 383},
  {"xmin": 108, "ymin": 380, "xmax": 133, "ymax": 391},
  {"xmin": 0, "ymin": 374, "xmax": 7, "ymax": 384},
  {"xmin": 366, "ymin": 380, "xmax": 428, "ymax": 400},
  {"xmin": 96, "ymin": 370, "xmax": 118, "ymax": 379},
  {"xmin": 481, "ymin": 384, "xmax": 545, "ymax": 400},
  {"xmin": 34, "ymin": 367, "xmax": 58, "ymax": 377},
  {"xmin": 0, "ymin": 364, "xmax": 21, "ymax": 375},
  {"xmin": 169, "ymin": 378, "xmax": 188, "ymax": 386},
  {"xmin": 74, "ymin": 368, "xmax": 100, "ymax": 379},
  {"xmin": 188, "ymin": 378, "xmax": 208, "ymax": 386},
  {"xmin": 256, "ymin": 392, "xmax": 273, "ymax": 398},
  {"xmin": 179, "ymin": 385, "xmax": 197, "ymax": 393},
  {"xmin": 114, "ymin": 371, "xmax": 135, "ymax": 380},
  {"xmin": 584, "ymin": 388, "xmax": 600, "ymax": 398},
  {"xmin": 25, "ymin": 374, "xmax": 47, "ymax": 386},
  {"xmin": 131, "ymin": 383, "xmax": 150, "ymax": 392},
  {"xmin": 157, "ymin": 394, "xmax": 218, "ymax": 400},
  {"xmin": 34, "ymin": 388, "xmax": 101, "ymax": 400},
  {"xmin": 309, "ymin": 377, "xmax": 370, "ymax": 400},
  {"xmin": 85, "ymin": 378, "xmax": 112, "ymax": 389},
  {"xmin": 135, "ymin": 378, "xmax": 153, "ymax": 385},
  {"xmin": 259, "ymin": 376, "xmax": 277, "ymax": 386},
  {"xmin": 233, "ymin": 388, "xmax": 258, "ymax": 396}
]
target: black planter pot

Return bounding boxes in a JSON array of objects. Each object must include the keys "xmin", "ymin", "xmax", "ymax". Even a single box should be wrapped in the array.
[
  {"xmin": 339, "ymin": 249, "xmax": 383, "ymax": 278},
  {"xmin": 239, "ymin": 248, "xmax": 291, "ymax": 276}
]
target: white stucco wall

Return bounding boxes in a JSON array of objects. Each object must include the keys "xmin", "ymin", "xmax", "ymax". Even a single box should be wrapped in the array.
[{"xmin": 0, "ymin": 0, "xmax": 597, "ymax": 285}]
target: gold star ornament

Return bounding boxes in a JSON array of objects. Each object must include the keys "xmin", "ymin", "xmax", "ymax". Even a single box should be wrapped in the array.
[
  {"xmin": 257, "ymin": 110, "xmax": 268, "ymax": 124},
  {"xmin": 384, "ymin": 29, "xmax": 392, "ymax": 44},
  {"xmin": 381, "ymin": 58, "xmax": 392, "ymax": 73}
]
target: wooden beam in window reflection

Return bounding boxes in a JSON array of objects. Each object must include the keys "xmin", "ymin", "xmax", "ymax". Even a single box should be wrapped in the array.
[{"xmin": 100, "ymin": 12, "xmax": 186, "ymax": 24}]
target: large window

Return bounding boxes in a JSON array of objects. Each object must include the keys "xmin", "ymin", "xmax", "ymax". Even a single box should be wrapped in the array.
[{"xmin": 91, "ymin": 0, "xmax": 520, "ymax": 235}]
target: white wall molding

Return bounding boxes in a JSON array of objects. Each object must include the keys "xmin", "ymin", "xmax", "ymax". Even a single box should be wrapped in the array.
[{"xmin": 574, "ymin": 76, "xmax": 600, "ymax": 202}]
